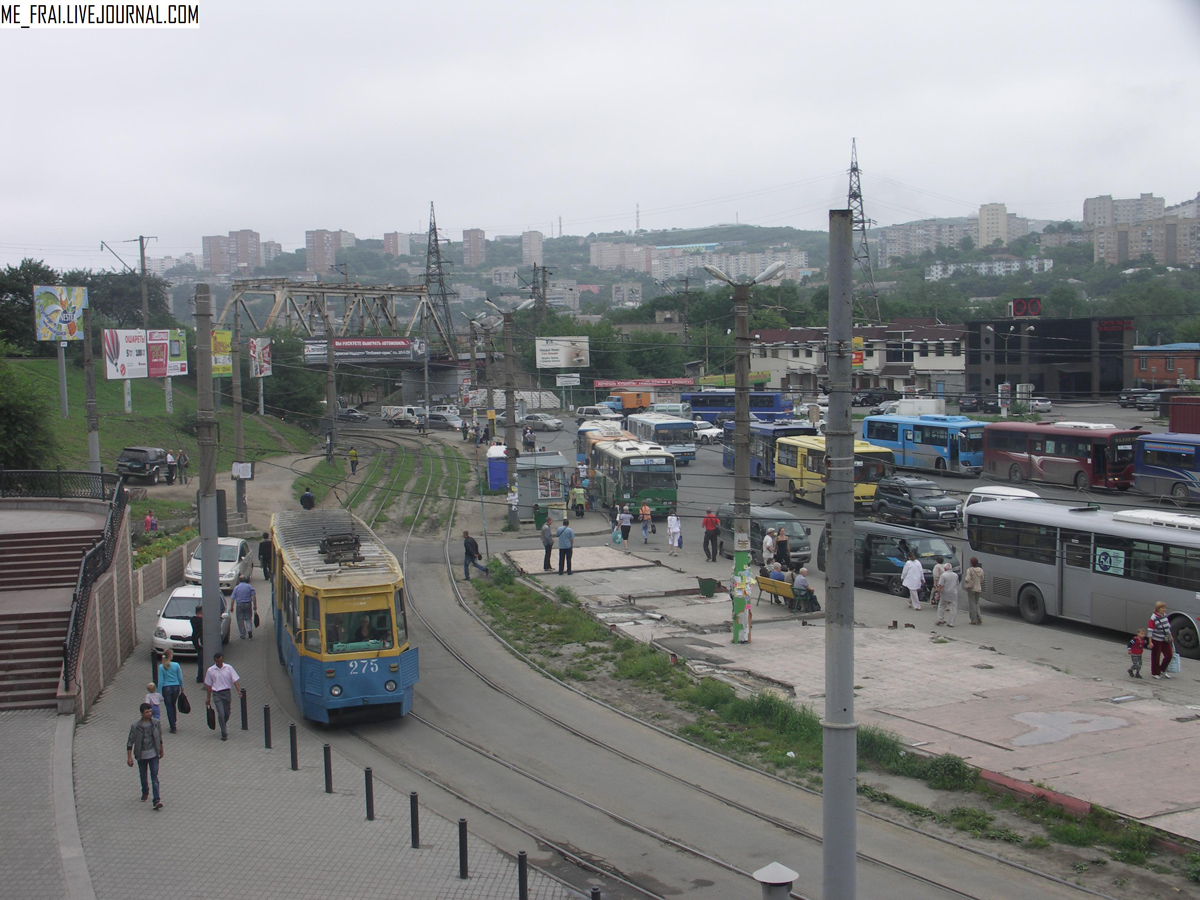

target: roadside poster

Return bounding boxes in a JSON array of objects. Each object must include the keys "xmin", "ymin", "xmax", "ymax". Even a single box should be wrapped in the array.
[
  {"xmin": 147, "ymin": 329, "xmax": 188, "ymax": 377},
  {"xmin": 535, "ymin": 336, "xmax": 590, "ymax": 368},
  {"xmin": 34, "ymin": 285, "xmax": 87, "ymax": 342},
  {"xmin": 212, "ymin": 329, "xmax": 233, "ymax": 376},
  {"xmin": 102, "ymin": 329, "xmax": 148, "ymax": 380},
  {"xmin": 249, "ymin": 337, "xmax": 273, "ymax": 377},
  {"xmin": 852, "ymin": 336, "xmax": 864, "ymax": 369}
]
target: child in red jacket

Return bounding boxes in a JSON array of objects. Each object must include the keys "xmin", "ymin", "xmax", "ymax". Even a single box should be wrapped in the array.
[{"xmin": 1128, "ymin": 629, "xmax": 1146, "ymax": 679}]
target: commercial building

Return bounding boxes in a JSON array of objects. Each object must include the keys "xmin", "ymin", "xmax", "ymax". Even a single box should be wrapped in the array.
[
  {"xmin": 463, "ymin": 229, "xmax": 486, "ymax": 267},
  {"xmin": 1133, "ymin": 343, "xmax": 1200, "ymax": 388}
]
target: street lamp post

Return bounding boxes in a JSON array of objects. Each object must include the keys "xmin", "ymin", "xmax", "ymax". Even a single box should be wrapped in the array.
[
  {"xmin": 703, "ymin": 261, "xmax": 786, "ymax": 644},
  {"xmin": 485, "ymin": 298, "xmax": 534, "ymax": 530}
]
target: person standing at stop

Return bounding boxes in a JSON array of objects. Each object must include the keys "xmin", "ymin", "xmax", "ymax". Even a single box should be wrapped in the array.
[{"xmin": 702, "ymin": 508, "xmax": 720, "ymax": 562}]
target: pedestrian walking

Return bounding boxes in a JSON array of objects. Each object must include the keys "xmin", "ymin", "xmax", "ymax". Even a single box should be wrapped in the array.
[
  {"xmin": 556, "ymin": 519, "xmax": 575, "ymax": 575},
  {"xmin": 931, "ymin": 555, "xmax": 951, "ymax": 606},
  {"xmin": 702, "ymin": 508, "xmax": 720, "ymax": 562},
  {"xmin": 1149, "ymin": 601, "xmax": 1175, "ymax": 679},
  {"xmin": 300, "ymin": 487, "xmax": 315, "ymax": 510},
  {"xmin": 348, "ymin": 447, "xmax": 359, "ymax": 475},
  {"xmin": 667, "ymin": 509, "xmax": 681, "ymax": 557},
  {"xmin": 773, "ymin": 525, "xmax": 790, "ymax": 568},
  {"xmin": 165, "ymin": 451, "xmax": 176, "ymax": 485},
  {"xmin": 901, "ymin": 551, "xmax": 924, "ymax": 610},
  {"xmin": 618, "ymin": 505, "xmax": 633, "ymax": 552},
  {"xmin": 570, "ymin": 484, "xmax": 586, "ymax": 518},
  {"xmin": 156, "ymin": 649, "xmax": 183, "ymax": 734},
  {"xmin": 462, "ymin": 530, "xmax": 488, "ymax": 580},
  {"xmin": 935, "ymin": 566, "xmax": 960, "ymax": 627},
  {"xmin": 126, "ymin": 702, "xmax": 164, "ymax": 809},
  {"xmin": 640, "ymin": 501, "xmax": 653, "ymax": 543},
  {"xmin": 176, "ymin": 449, "xmax": 189, "ymax": 485},
  {"xmin": 962, "ymin": 557, "xmax": 985, "ymax": 625},
  {"xmin": 541, "ymin": 518, "xmax": 554, "ymax": 571},
  {"xmin": 1128, "ymin": 628, "xmax": 1147, "ymax": 679},
  {"xmin": 257, "ymin": 532, "xmax": 273, "ymax": 581},
  {"xmin": 762, "ymin": 528, "xmax": 776, "ymax": 566},
  {"xmin": 203, "ymin": 653, "xmax": 241, "ymax": 741},
  {"xmin": 189, "ymin": 605, "xmax": 204, "ymax": 682},
  {"xmin": 231, "ymin": 575, "xmax": 256, "ymax": 640},
  {"xmin": 144, "ymin": 683, "xmax": 164, "ymax": 722}
]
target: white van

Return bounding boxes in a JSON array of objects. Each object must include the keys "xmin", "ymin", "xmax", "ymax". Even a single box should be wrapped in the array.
[
  {"xmin": 962, "ymin": 486, "xmax": 1041, "ymax": 525},
  {"xmin": 575, "ymin": 405, "xmax": 622, "ymax": 424},
  {"xmin": 383, "ymin": 406, "xmax": 427, "ymax": 428},
  {"xmin": 651, "ymin": 402, "xmax": 692, "ymax": 419}
]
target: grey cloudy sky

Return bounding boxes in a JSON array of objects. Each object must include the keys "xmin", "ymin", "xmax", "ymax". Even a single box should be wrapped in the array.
[{"xmin": 2, "ymin": 0, "xmax": 1198, "ymax": 271}]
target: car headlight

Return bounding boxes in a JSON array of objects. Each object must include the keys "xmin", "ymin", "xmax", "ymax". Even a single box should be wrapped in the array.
[
  {"xmin": 925, "ymin": 506, "xmax": 939, "ymax": 512},
  {"xmin": 330, "ymin": 685, "xmax": 343, "ymax": 697},
  {"xmin": 384, "ymin": 680, "xmax": 397, "ymax": 692},
  {"xmin": 154, "ymin": 626, "xmax": 167, "ymax": 638}
]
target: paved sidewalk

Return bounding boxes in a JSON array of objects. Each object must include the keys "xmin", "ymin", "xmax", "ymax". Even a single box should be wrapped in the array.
[
  {"xmin": 68, "ymin": 592, "xmax": 575, "ymax": 900},
  {"xmin": 0, "ymin": 710, "xmax": 65, "ymax": 900}
]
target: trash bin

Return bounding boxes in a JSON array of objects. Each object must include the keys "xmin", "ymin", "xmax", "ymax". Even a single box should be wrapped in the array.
[
  {"xmin": 533, "ymin": 506, "xmax": 548, "ymax": 529},
  {"xmin": 697, "ymin": 577, "xmax": 718, "ymax": 598}
]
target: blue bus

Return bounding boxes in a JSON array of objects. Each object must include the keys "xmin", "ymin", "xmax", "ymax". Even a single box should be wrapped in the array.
[
  {"xmin": 1135, "ymin": 432, "xmax": 1200, "ymax": 502},
  {"xmin": 681, "ymin": 390, "xmax": 794, "ymax": 423},
  {"xmin": 723, "ymin": 420, "xmax": 821, "ymax": 482},
  {"xmin": 861, "ymin": 414, "xmax": 986, "ymax": 475},
  {"xmin": 627, "ymin": 412, "xmax": 697, "ymax": 465}
]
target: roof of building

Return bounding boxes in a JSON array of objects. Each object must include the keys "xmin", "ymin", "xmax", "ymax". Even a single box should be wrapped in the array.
[{"xmin": 1134, "ymin": 343, "xmax": 1200, "ymax": 351}]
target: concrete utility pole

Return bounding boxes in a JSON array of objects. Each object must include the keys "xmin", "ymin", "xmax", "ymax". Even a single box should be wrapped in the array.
[
  {"xmin": 485, "ymin": 297, "xmax": 533, "ymax": 529},
  {"xmin": 82, "ymin": 303, "xmax": 101, "ymax": 473},
  {"xmin": 824, "ymin": 209, "xmax": 858, "ymax": 900},
  {"xmin": 194, "ymin": 285, "xmax": 222, "ymax": 671},
  {"xmin": 321, "ymin": 302, "xmax": 337, "ymax": 460},
  {"xmin": 138, "ymin": 236, "xmax": 150, "ymax": 329},
  {"xmin": 232, "ymin": 303, "xmax": 246, "ymax": 515}
]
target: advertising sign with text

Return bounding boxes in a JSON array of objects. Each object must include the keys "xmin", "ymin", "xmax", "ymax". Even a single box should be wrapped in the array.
[
  {"xmin": 302, "ymin": 337, "xmax": 428, "ymax": 365},
  {"xmin": 535, "ymin": 336, "xmax": 590, "ymax": 368},
  {"xmin": 212, "ymin": 330, "xmax": 233, "ymax": 376},
  {"xmin": 34, "ymin": 285, "xmax": 87, "ymax": 342},
  {"xmin": 249, "ymin": 337, "xmax": 273, "ymax": 377},
  {"xmin": 147, "ymin": 329, "xmax": 188, "ymax": 377},
  {"xmin": 102, "ymin": 329, "xmax": 148, "ymax": 380}
]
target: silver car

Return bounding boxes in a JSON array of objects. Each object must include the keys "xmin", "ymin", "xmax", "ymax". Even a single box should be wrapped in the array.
[
  {"xmin": 183, "ymin": 538, "xmax": 254, "ymax": 593},
  {"xmin": 525, "ymin": 413, "xmax": 563, "ymax": 431},
  {"xmin": 427, "ymin": 412, "xmax": 465, "ymax": 430}
]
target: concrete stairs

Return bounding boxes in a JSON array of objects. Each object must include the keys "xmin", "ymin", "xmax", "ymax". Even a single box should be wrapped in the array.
[
  {"xmin": 225, "ymin": 511, "xmax": 262, "ymax": 540},
  {"xmin": 0, "ymin": 610, "xmax": 69, "ymax": 710},
  {"xmin": 0, "ymin": 529, "xmax": 102, "ymax": 593}
]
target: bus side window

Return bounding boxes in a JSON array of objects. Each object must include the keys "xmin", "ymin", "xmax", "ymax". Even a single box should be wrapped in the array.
[{"xmin": 904, "ymin": 431, "xmax": 914, "ymax": 442}]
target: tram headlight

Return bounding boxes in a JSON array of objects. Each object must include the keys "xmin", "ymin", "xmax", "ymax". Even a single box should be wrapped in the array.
[
  {"xmin": 385, "ymin": 680, "xmax": 397, "ymax": 692},
  {"xmin": 330, "ymin": 684, "xmax": 343, "ymax": 697}
]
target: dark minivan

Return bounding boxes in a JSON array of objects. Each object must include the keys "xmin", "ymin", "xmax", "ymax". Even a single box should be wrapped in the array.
[
  {"xmin": 717, "ymin": 504, "xmax": 812, "ymax": 567},
  {"xmin": 817, "ymin": 520, "xmax": 959, "ymax": 596}
]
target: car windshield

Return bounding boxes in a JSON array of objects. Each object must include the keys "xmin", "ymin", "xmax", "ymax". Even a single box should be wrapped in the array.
[
  {"xmin": 912, "ymin": 491, "xmax": 946, "ymax": 502},
  {"xmin": 162, "ymin": 595, "xmax": 199, "ymax": 619},
  {"xmin": 912, "ymin": 537, "xmax": 955, "ymax": 558},
  {"xmin": 193, "ymin": 545, "xmax": 239, "ymax": 563},
  {"xmin": 775, "ymin": 522, "xmax": 807, "ymax": 542},
  {"xmin": 325, "ymin": 609, "xmax": 394, "ymax": 654}
]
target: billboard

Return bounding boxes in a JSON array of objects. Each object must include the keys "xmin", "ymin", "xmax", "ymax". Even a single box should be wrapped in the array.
[
  {"xmin": 852, "ymin": 336, "xmax": 864, "ymax": 369},
  {"xmin": 594, "ymin": 378, "xmax": 693, "ymax": 388},
  {"xmin": 302, "ymin": 336, "xmax": 428, "ymax": 365},
  {"xmin": 212, "ymin": 330, "xmax": 233, "ymax": 376},
  {"xmin": 34, "ymin": 285, "xmax": 87, "ymax": 342},
  {"xmin": 102, "ymin": 329, "xmax": 148, "ymax": 380},
  {"xmin": 535, "ymin": 336, "xmax": 590, "ymax": 369},
  {"xmin": 147, "ymin": 329, "xmax": 188, "ymax": 377},
  {"xmin": 249, "ymin": 337, "xmax": 273, "ymax": 378}
]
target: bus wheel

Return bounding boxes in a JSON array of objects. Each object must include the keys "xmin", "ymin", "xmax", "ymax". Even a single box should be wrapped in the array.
[
  {"xmin": 1074, "ymin": 470, "xmax": 1089, "ymax": 491},
  {"xmin": 1008, "ymin": 465, "xmax": 1024, "ymax": 484},
  {"xmin": 1172, "ymin": 483, "xmax": 1190, "ymax": 503},
  {"xmin": 1018, "ymin": 586, "xmax": 1046, "ymax": 624},
  {"xmin": 789, "ymin": 481, "xmax": 799, "ymax": 505},
  {"xmin": 819, "ymin": 491, "xmax": 826, "ymax": 509},
  {"xmin": 1171, "ymin": 616, "xmax": 1200, "ymax": 660}
]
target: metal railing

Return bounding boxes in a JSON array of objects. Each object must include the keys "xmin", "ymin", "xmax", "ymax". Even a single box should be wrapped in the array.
[
  {"xmin": 0, "ymin": 468, "xmax": 121, "ymax": 501},
  {"xmin": 61, "ymin": 477, "xmax": 128, "ymax": 691}
]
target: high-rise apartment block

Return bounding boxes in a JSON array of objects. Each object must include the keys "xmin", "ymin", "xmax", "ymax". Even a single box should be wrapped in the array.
[
  {"xmin": 228, "ymin": 230, "xmax": 261, "ymax": 270},
  {"xmin": 383, "ymin": 232, "xmax": 411, "ymax": 257},
  {"xmin": 977, "ymin": 203, "xmax": 1008, "ymax": 248},
  {"xmin": 201, "ymin": 235, "xmax": 230, "ymax": 275},
  {"xmin": 1093, "ymin": 217, "xmax": 1200, "ymax": 267},
  {"xmin": 522, "ymin": 231, "xmax": 544, "ymax": 266},
  {"xmin": 306, "ymin": 229, "xmax": 356, "ymax": 275},
  {"xmin": 261, "ymin": 241, "xmax": 283, "ymax": 264},
  {"xmin": 1083, "ymin": 193, "xmax": 1165, "ymax": 229},
  {"xmin": 463, "ymin": 229, "xmax": 487, "ymax": 267},
  {"xmin": 202, "ymin": 230, "xmax": 263, "ymax": 274},
  {"xmin": 612, "ymin": 283, "xmax": 642, "ymax": 307},
  {"xmin": 875, "ymin": 219, "xmax": 973, "ymax": 267},
  {"xmin": 491, "ymin": 267, "xmax": 519, "ymax": 288}
]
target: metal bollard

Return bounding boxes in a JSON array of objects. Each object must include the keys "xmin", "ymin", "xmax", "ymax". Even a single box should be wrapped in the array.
[
  {"xmin": 591, "ymin": 888, "xmax": 601, "ymax": 900},
  {"xmin": 458, "ymin": 818, "xmax": 468, "ymax": 879},
  {"xmin": 240, "ymin": 688, "xmax": 248, "ymax": 730},
  {"xmin": 364, "ymin": 768, "xmax": 375, "ymax": 821},
  {"xmin": 518, "ymin": 850, "xmax": 528, "ymax": 900},
  {"xmin": 289, "ymin": 723, "xmax": 298, "ymax": 771},
  {"xmin": 410, "ymin": 791, "xmax": 420, "ymax": 848},
  {"xmin": 323, "ymin": 744, "xmax": 332, "ymax": 793},
  {"xmin": 263, "ymin": 705, "xmax": 272, "ymax": 749}
]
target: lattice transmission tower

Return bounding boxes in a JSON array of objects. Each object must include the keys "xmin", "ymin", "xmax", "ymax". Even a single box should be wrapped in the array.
[
  {"xmin": 848, "ymin": 139, "xmax": 883, "ymax": 323},
  {"xmin": 423, "ymin": 201, "xmax": 458, "ymax": 357}
]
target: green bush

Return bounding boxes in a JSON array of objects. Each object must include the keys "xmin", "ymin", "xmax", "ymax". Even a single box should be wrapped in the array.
[{"xmin": 132, "ymin": 528, "xmax": 197, "ymax": 569}]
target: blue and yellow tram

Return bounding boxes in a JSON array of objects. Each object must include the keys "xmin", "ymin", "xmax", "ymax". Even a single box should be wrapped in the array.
[{"xmin": 270, "ymin": 510, "xmax": 418, "ymax": 724}]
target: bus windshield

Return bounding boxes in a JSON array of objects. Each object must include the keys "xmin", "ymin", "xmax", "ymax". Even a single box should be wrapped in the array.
[
  {"xmin": 623, "ymin": 468, "xmax": 676, "ymax": 492},
  {"xmin": 960, "ymin": 429, "xmax": 984, "ymax": 454},
  {"xmin": 855, "ymin": 456, "xmax": 890, "ymax": 483},
  {"xmin": 655, "ymin": 425, "xmax": 693, "ymax": 445},
  {"xmin": 1111, "ymin": 437, "xmax": 1135, "ymax": 466},
  {"xmin": 325, "ymin": 609, "xmax": 394, "ymax": 654}
]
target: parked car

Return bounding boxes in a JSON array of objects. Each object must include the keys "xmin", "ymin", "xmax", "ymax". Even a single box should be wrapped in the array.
[
  {"xmin": 575, "ymin": 405, "xmax": 622, "ymax": 424},
  {"xmin": 524, "ymin": 413, "xmax": 564, "ymax": 432},
  {"xmin": 872, "ymin": 475, "xmax": 962, "ymax": 529},
  {"xmin": 427, "ymin": 412, "xmax": 464, "ymax": 430},
  {"xmin": 869, "ymin": 400, "xmax": 900, "ymax": 416},
  {"xmin": 337, "ymin": 407, "xmax": 369, "ymax": 422},
  {"xmin": 183, "ymin": 537, "xmax": 254, "ymax": 593},
  {"xmin": 979, "ymin": 397, "xmax": 1000, "ymax": 415},
  {"xmin": 817, "ymin": 520, "xmax": 960, "ymax": 597},
  {"xmin": 1119, "ymin": 388, "xmax": 1149, "ymax": 408},
  {"xmin": 1030, "ymin": 397, "xmax": 1053, "ymax": 413},
  {"xmin": 115, "ymin": 446, "xmax": 168, "ymax": 484},
  {"xmin": 716, "ymin": 504, "xmax": 812, "ymax": 567},
  {"xmin": 1137, "ymin": 389, "xmax": 1185, "ymax": 414},
  {"xmin": 693, "ymin": 421, "xmax": 723, "ymax": 444},
  {"xmin": 958, "ymin": 393, "xmax": 980, "ymax": 413},
  {"xmin": 151, "ymin": 585, "xmax": 229, "ymax": 657},
  {"xmin": 855, "ymin": 389, "xmax": 900, "ymax": 408}
]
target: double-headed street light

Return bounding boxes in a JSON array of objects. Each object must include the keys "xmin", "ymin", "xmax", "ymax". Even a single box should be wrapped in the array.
[
  {"xmin": 702, "ymin": 261, "xmax": 787, "ymax": 643},
  {"xmin": 484, "ymin": 297, "xmax": 535, "ymax": 529}
]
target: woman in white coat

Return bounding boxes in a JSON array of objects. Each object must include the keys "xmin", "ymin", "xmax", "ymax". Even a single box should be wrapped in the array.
[{"xmin": 900, "ymin": 551, "xmax": 925, "ymax": 611}]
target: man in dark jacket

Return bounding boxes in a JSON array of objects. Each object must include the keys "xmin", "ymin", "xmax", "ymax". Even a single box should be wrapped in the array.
[
  {"xmin": 257, "ymin": 532, "xmax": 273, "ymax": 581},
  {"xmin": 300, "ymin": 487, "xmax": 315, "ymax": 510},
  {"xmin": 462, "ymin": 530, "xmax": 488, "ymax": 581},
  {"xmin": 189, "ymin": 605, "xmax": 204, "ymax": 682},
  {"xmin": 127, "ymin": 702, "xmax": 164, "ymax": 809}
]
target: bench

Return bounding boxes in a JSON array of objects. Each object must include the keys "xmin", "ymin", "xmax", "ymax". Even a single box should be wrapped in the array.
[{"xmin": 756, "ymin": 576, "xmax": 821, "ymax": 614}]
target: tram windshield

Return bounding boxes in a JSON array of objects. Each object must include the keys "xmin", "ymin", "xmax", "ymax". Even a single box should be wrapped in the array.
[{"xmin": 325, "ymin": 609, "xmax": 394, "ymax": 654}]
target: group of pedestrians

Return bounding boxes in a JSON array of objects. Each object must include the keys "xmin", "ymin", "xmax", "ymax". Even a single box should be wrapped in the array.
[
  {"xmin": 1129, "ymin": 601, "xmax": 1178, "ymax": 680},
  {"xmin": 899, "ymin": 553, "xmax": 986, "ymax": 627},
  {"xmin": 162, "ymin": 449, "xmax": 188, "ymax": 485}
]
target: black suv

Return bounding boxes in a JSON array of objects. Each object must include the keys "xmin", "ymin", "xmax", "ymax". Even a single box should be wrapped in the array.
[
  {"xmin": 116, "ymin": 446, "xmax": 168, "ymax": 484},
  {"xmin": 872, "ymin": 475, "xmax": 962, "ymax": 529},
  {"xmin": 1119, "ymin": 389, "xmax": 1148, "ymax": 408},
  {"xmin": 958, "ymin": 393, "xmax": 980, "ymax": 412},
  {"xmin": 853, "ymin": 389, "xmax": 900, "ymax": 407}
]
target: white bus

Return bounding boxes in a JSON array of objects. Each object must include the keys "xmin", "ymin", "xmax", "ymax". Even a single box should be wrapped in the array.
[
  {"xmin": 966, "ymin": 500, "xmax": 1200, "ymax": 656},
  {"xmin": 626, "ymin": 412, "xmax": 697, "ymax": 465}
]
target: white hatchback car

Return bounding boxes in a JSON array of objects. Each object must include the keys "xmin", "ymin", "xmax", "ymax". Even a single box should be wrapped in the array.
[
  {"xmin": 151, "ymin": 585, "xmax": 230, "ymax": 658},
  {"xmin": 1031, "ymin": 397, "xmax": 1053, "ymax": 413},
  {"xmin": 183, "ymin": 537, "xmax": 254, "ymax": 593}
]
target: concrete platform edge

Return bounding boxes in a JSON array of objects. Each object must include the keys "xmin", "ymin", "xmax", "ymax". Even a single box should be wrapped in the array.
[{"xmin": 53, "ymin": 714, "xmax": 96, "ymax": 900}]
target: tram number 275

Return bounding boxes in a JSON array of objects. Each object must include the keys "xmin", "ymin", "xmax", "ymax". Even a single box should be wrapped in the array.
[{"xmin": 348, "ymin": 660, "xmax": 379, "ymax": 675}]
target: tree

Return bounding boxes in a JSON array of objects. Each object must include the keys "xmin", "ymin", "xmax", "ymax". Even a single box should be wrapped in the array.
[
  {"xmin": 0, "ymin": 343, "xmax": 59, "ymax": 467},
  {"xmin": 0, "ymin": 258, "xmax": 60, "ymax": 353},
  {"xmin": 260, "ymin": 330, "xmax": 326, "ymax": 425},
  {"xmin": 958, "ymin": 235, "xmax": 975, "ymax": 252},
  {"xmin": 61, "ymin": 269, "xmax": 172, "ymax": 328}
]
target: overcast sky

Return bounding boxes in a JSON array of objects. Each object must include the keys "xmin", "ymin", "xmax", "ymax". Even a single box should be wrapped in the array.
[{"xmin": 2, "ymin": 0, "xmax": 1198, "ymax": 271}]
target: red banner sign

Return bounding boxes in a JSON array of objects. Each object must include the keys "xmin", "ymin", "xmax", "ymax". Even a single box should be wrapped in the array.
[{"xmin": 593, "ymin": 378, "xmax": 695, "ymax": 388}]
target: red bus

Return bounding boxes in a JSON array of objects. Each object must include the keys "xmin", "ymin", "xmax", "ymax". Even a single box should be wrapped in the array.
[{"xmin": 982, "ymin": 421, "xmax": 1140, "ymax": 490}]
